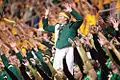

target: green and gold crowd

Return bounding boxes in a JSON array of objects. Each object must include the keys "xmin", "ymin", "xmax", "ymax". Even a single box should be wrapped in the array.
[{"xmin": 0, "ymin": 0, "xmax": 120, "ymax": 80}]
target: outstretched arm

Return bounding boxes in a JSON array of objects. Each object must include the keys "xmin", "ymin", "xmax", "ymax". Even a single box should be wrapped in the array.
[
  {"xmin": 0, "ymin": 53, "xmax": 10, "ymax": 67},
  {"xmin": 42, "ymin": 9, "xmax": 55, "ymax": 33},
  {"xmin": 109, "ymin": 16, "xmax": 120, "ymax": 42},
  {"xmin": 64, "ymin": 3, "xmax": 83, "ymax": 29},
  {"xmin": 0, "ymin": 41, "xmax": 10, "ymax": 67},
  {"xmin": 10, "ymin": 42, "xmax": 23, "ymax": 63},
  {"xmin": 64, "ymin": 3, "xmax": 83, "ymax": 21}
]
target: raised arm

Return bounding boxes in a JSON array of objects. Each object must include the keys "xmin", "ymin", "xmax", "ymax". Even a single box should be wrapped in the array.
[
  {"xmin": 0, "ymin": 54, "xmax": 10, "ymax": 67},
  {"xmin": 42, "ymin": 9, "xmax": 55, "ymax": 33},
  {"xmin": 109, "ymin": 16, "xmax": 120, "ymax": 42},
  {"xmin": 10, "ymin": 42, "xmax": 23, "ymax": 63},
  {"xmin": 0, "ymin": 41, "xmax": 10, "ymax": 67},
  {"xmin": 64, "ymin": 3, "xmax": 83, "ymax": 29},
  {"xmin": 64, "ymin": 3, "xmax": 83, "ymax": 21},
  {"xmin": 70, "ymin": 9, "xmax": 83, "ymax": 21}
]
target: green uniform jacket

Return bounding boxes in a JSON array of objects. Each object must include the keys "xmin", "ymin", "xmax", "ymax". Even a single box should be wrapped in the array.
[
  {"xmin": 110, "ymin": 73, "xmax": 120, "ymax": 80},
  {"xmin": 1, "ymin": 54, "xmax": 23, "ymax": 80},
  {"xmin": 34, "ymin": 49, "xmax": 52, "ymax": 76},
  {"xmin": 42, "ymin": 9, "xmax": 83, "ymax": 49},
  {"xmin": 17, "ymin": 49, "xmax": 52, "ymax": 78},
  {"xmin": 26, "ymin": 50, "xmax": 34, "ymax": 66},
  {"xmin": 41, "ymin": 40, "xmax": 53, "ymax": 50},
  {"xmin": 0, "ymin": 69, "xmax": 12, "ymax": 80}
]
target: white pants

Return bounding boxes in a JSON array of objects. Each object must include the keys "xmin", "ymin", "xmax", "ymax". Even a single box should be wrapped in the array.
[{"xmin": 53, "ymin": 46, "xmax": 74, "ymax": 75}]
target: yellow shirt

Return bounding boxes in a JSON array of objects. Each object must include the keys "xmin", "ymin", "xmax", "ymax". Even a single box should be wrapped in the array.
[
  {"xmin": 51, "ymin": 33, "xmax": 55, "ymax": 42},
  {"xmin": 116, "ymin": 0, "xmax": 120, "ymax": 12},
  {"xmin": 79, "ymin": 14, "xmax": 97, "ymax": 35},
  {"xmin": 38, "ymin": 42, "xmax": 47, "ymax": 51},
  {"xmin": 39, "ymin": 19, "xmax": 43, "ymax": 28},
  {"xmin": 22, "ymin": 39, "xmax": 35, "ymax": 49},
  {"xmin": 21, "ymin": 48, "xmax": 27, "ymax": 56},
  {"xmin": 11, "ymin": 27, "xmax": 17, "ymax": 35},
  {"xmin": 28, "ymin": 38, "xmax": 35, "ymax": 48},
  {"xmin": 16, "ymin": 40, "xmax": 22, "ymax": 47},
  {"xmin": 21, "ymin": 40, "xmax": 28, "ymax": 49},
  {"xmin": 21, "ymin": 40, "xmax": 33, "ymax": 55}
]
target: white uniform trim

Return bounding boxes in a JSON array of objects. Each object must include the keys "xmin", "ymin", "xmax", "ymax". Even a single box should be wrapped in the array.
[
  {"xmin": 54, "ymin": 24, "xmax": 60, "ymax": 46},
  {"xmin": 53, "ymin": 46, "xmax": 74, "ymax": 75},
  {"xmin": 8, "ymin": 65, "xmax": 13, "ymax": 69}
]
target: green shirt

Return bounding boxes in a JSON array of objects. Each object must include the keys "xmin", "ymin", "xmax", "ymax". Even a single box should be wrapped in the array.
[
  {"xmin": 0, "ymin": 69, "xmax": 12, "ymax": 80},
  {"xmin": 110, "ymin": 73, "xmax": 120, "ymax": 80},
  {"xmin": 42, "ymin": 9, "xmax": 83, "ymax": 49},
  {"xmin": 34, "ymin": 49, "xmax": 52, "ymax": 76},
  {"xmin": 1, "ymin": 54, "xmax": 23, "ymax": 80}
]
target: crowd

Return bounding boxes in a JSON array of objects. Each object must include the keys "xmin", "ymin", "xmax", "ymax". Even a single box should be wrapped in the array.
[{"xmin": 0, "ymin": 0, "xmax": 120, "ymax": 80}]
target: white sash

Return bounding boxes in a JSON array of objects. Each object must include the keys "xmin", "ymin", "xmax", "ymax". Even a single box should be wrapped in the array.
[{"xmin": 55, "ymin": 24, "xmax": 60, "ymax": 46}]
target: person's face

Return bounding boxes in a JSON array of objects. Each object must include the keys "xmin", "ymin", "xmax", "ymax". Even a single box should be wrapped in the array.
[
  {"xmin": 37, "ymin": 31, "xmax": 42, "ymax": 37},
  {"xmin": 58, "ymin": 15, "xmax": 68, "ymax": 24},
  {"xmin": 10, "ymin": 55, "xmax": 17, "ymax": 62},
  {"xmin": 43, "ymin": 33, "xmax": 48, "ymax": 39},
  {"xmin": 74, "ymin": 70, "xmax": 82, "ymax": 80},
  {"xmin": 29, "ymin": 31, "xmax": 34, "ymax": 38},
  {"xmin": 9, "ymin": 55, "xmax": 20, "ymax": 67}
]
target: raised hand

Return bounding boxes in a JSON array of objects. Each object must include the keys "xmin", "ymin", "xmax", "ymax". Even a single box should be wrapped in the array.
[
  {"xmin": 98, "ymin": 34, "xmax": 111, "ymax": 47},
  {"xmin": 23, "ymin": 59, "xmax": 29, "ymax": 66},
  {"xmin": 10, "ymin": 42, "xmax": 19, "ymax": 53},
  {"xmin": 111, "ymin": 37, "xmax": 120, "ymax": 46},
  {"xmin": 63, "ymin": 3, "xmax": 72, "ymax": 12},
  {"xmin": 109, "ymin": 16, "xmax": 119, "ymax": 31},
  {"xmin": 45, "ymin": 8, "xmax": 49, "ymax": 18},
  {"xmin": 10, "ymin": 42, "xmax": 16, "ymax": 48}
]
